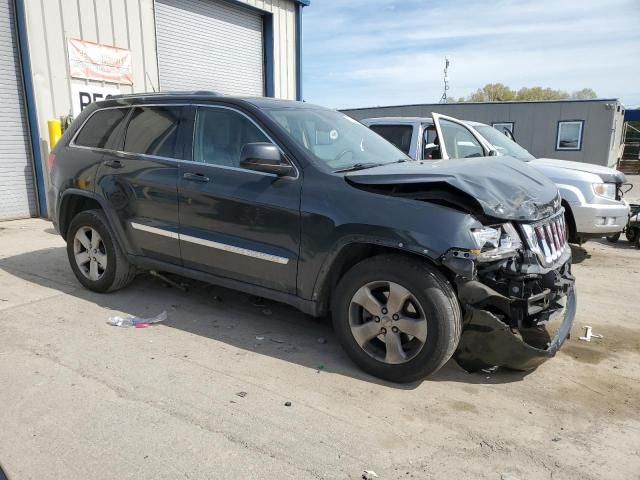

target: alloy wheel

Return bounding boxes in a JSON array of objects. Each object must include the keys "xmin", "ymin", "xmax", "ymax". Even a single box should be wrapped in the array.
[
  {"xmin": 73, "ymin": 226, "xmax": 108, "ymax": 281},
  {"xmin": 348, "ymin": 281, "xmax": 428, "ymax": 364}
]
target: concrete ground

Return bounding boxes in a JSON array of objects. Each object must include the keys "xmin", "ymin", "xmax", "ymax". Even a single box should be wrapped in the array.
[{"xmin": 0, "ymin": 219, "xmax": 639, "ymax": 480}]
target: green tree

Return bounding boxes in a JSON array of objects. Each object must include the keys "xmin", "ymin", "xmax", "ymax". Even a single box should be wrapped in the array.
[
  {"xmin": 571, "ymin": 88, "xmax": 597, "ymax": 100},
  {"xmin": 454, "ymin": 84, "xmax": 597, "ymax": 102},
  {"xmin": 516, "ymin": 86, "xmax": 568, "ymax": 101},
  {"xmin": 467, "ymin": 83, "xmax": 516, "ymax": 102}
]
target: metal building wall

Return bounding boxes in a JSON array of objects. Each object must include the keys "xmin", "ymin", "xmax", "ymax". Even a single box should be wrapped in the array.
[
  {"xmin": 21, "ymin": 0, "xmax": 160, "ymax": 216},
  {"xmin": 0, "ymin": 0, "xmax": 37, "ymax": 220},
  {"xmin": 343, "ymin": 100, "xmax": 622, "ymax": 167},
  {"xmin": 20, "ymin": 0, "xmax": 299, "ymax": 217},
  {"xmin": 234, "ymin": 0, "xmax": 298, "ymax": 100}
]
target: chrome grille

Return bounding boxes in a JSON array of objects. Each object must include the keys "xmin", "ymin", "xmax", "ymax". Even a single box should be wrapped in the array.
[{"xmin": 521, "ymin": 209, "xmax": 569, "ymax": 266}]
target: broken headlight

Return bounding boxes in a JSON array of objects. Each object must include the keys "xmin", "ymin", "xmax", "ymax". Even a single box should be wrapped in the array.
[{"xmin": 470, "ymin": 223, "xmax": 522, "ymax": 262}]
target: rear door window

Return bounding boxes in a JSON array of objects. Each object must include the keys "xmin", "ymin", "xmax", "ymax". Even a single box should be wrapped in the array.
[
  {"xmin": 369, "ymin": 125, "xmax": 413, "ymax": 154},
  {"xmin": 74, "ymin": 108, "xmax": 129, "ymax": 149},
  {"xmin": 123, "ymin": 106, "xmax": 185, "ymax": 159}
]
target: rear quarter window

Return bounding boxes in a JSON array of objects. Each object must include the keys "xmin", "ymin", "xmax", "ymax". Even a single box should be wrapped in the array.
[{"xmin": 73, "ymin": 108, "xmax": 129, "ymax": 149}]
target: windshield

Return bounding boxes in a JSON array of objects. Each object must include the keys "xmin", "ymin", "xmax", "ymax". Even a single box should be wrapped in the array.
[
  {"xmin": 263, "ymin": 107, "xmax": 410, "ymax": 170},
  {"xmin": 474, "ymin": 125, "xmax": 535, "ymax": 161}
]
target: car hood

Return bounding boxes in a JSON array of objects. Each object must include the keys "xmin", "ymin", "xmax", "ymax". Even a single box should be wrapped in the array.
[
  {"xmin": 531, "ymin": 158, "xmax": 626, "ymax": 184},
  {"xmin": 345, "ymin": 157, "xmax": 561, "ymax": 222}
]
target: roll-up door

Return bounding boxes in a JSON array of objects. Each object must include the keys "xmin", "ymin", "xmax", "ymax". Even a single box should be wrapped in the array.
[
  {"xmin": 0, "ymin": 0, "xmax": 37, "ymax": 220},
  {"xmin": 155, "ymin": 0, "xmax": 264, "ymax": 96}
]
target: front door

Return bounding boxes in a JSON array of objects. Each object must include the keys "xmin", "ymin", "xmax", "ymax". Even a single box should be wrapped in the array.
[
  {"xmin": 95, "ymin": 105, "xmax": 188, "ymax": 264},
  {"xmin": 431, "ymin": 113, "xmax": 489, "ymax": 160},
  {"xmin": 177, "ymin": 106, "xmax": 301, "ymax": 293}
]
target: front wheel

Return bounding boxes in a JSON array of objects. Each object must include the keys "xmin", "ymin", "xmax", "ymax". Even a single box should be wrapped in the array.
[
  {"xmin": 331, "ymin": 254, "xmax": 462, "ymax": 383},
  {"xmin": 66, "ymin": 209, "xmax": 136, "ymax": 293},
  {"xmin": 606, "ymin": 232, "xmax": 621, "ymax": 243}
]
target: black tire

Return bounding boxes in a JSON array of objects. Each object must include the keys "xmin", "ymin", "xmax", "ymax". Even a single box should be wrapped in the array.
[
  {"xmin": 66, "ymin": 209, "xmax": 136, "ymax": 293},
  {"xmin": 626, "ymin": 227, "xmax": 638, "ymax": 243},
  {"xmin": 331, "ymin": 254, "xmax": 462, "ymax": 383},
  {"xmin": 606, "ymin": 232, "xmax": 621, "ymax": 243}
]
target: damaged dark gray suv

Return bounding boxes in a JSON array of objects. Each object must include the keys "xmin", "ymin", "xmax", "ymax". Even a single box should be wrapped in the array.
[{"xmin": 49, "ymin": 92, "xmax": 576, "ymax": 382}]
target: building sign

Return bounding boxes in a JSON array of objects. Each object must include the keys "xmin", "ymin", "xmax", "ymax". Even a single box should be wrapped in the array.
[
  {"xmin": 67, "ymin": 38, "xmax": 133, "ymax": 85},
  {"xmin": 71, "ymin": 84, "xmax": 121, "ymax": 117}
]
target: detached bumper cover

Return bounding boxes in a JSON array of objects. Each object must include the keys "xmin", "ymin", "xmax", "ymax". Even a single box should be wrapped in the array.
[{"xmin": 453, "ymin": 264, "xmax": 576, "ymax": 372}]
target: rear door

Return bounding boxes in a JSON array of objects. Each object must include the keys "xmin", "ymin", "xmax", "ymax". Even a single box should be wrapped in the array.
[
  {"xmin": 367, "ymin": 123, "xmax": 418, "ymax": 158},
  {"xmin": 95, "ymin": 105, "xmax": 188, "ymax": 264},
  {"xmin": 432, "ymin": 113, "xmax": 490, "ymax": 160},
  {"xmin": 177, "ymin": 105, "xmax": 301, "ymax": 293}
]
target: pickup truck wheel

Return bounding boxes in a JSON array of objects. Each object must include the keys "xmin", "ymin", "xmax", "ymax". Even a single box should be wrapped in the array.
[
  {"xmin": 66, "ymin": 209, "xmax": 136, "ymax": 293},
  {"xmin": 626, "ymin": 227, "xmax": 638, "ymax": 243},
  {"xmin": 332, "ymin": 254, "xmax": 461, "ymax": 383},
  {"xmin": 606, "ymin": 232, "xmax": 621, "ymax": 243}
]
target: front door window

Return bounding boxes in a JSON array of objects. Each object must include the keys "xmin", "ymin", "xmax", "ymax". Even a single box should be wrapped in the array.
[{"xmin": 437, "ymin": 118, "xmax": 485, "ymax": 159}]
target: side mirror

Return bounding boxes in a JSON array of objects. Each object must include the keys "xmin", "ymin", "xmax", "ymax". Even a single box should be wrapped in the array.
[
  {"xmin": 503, "ymin": 128, "xmax": 515, "ymax": 142},
  {"xmin": 240, "ymin": 143, "xmax": 294, "ymax": 177}
]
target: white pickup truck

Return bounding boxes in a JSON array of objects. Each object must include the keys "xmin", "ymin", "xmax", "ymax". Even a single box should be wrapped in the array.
[{"xmin": 362, "ymin": 114, "xmax": 630, "ymax": 244}]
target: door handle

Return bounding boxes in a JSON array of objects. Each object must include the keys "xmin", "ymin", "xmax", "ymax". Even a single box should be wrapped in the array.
[
  {"xmin": 103, "ymin": 159, "xmax": 123, "ymax": 169},
  {"xmin": 183, "ymin": 172, "xmax": 210, "ymax": 183}
]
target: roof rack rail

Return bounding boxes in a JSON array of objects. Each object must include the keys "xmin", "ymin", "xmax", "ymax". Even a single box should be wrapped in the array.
[{"xmin": 108, "ymin": 90, "xmax": 220, "ymax": 100}]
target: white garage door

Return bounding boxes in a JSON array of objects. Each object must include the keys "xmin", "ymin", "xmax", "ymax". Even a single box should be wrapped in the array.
[
  {"xmin": 155, "ymin": 0, "xmax": 264, "ymax": 96},
  {"xmin": 0, "ymin": 0, "xmax": 37, "ymax": 220}
]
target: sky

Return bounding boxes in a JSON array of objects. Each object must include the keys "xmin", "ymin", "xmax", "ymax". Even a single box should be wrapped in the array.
[{"xmin": 301, "ymin": 0, "xmax": 640, "ymax": 109}]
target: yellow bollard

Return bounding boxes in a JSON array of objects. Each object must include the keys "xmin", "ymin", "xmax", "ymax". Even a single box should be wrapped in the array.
[{"xmin": 48, "ymin": 119, "xmax": 62, "ymax": 148}]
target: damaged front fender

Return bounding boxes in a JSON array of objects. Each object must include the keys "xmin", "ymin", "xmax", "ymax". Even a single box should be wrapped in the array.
[{"xmin": 454, "ymin": 283, "xmax": 577, "ymax": 372}]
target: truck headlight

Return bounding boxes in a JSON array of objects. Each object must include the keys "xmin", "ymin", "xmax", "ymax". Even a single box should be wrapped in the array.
[
  {"xmin": 592, "ymin": 183, "xmax": 617, "ymax": 200},
  {"xmin": 470, "ymin": 223, "xmax": 522, "ymax": 262}
]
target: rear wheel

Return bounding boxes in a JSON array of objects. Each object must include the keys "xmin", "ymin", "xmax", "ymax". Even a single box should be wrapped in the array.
[
  {"xmin": 626, "ymin": 227, "xmax": 638, "ymax": 243},
  {"xmin": 66, "ymin": 209, "xmax": 136, "ymax": 292},
  {"xmin": 331, "ymin": 254, "xmax": 462, "ymax": 383}
]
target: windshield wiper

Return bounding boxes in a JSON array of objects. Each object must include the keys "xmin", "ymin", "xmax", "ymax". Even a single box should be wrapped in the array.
[{"xmin": 333, "ymin": 162, "xmax": 383, "ymax": 173}]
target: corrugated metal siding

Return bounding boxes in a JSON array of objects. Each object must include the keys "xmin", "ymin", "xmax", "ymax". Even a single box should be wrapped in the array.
[
  {"xmin": 0, "ymin": 0, "xmax": 37, "ymax": 220},
  {"xmin": 155, "ymin": 0, "xmax": 264, "ymax": 95},
  {"xmin": 20, "ymin": 0, "xmax": 297, "ymax": 217},
  {"xmin": 228, "ymin": 0, "xmax": 297, "ymax": 100},
  {"xmin": 22, "ymin": 0, "xmax": 160, "ymax": 216}
]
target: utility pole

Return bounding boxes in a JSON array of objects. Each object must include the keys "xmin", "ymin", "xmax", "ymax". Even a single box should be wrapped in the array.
[{"xmin": 439, "ymin": 57, "xmax": 450, "ymax": 103}]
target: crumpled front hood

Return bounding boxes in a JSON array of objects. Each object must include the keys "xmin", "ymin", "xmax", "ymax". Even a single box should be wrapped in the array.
[
  {"xmin": 532, "ymin": 158, "xmax": 626, "ymax": 184},
  {"xmin": 345, "ymin": 156, "xmax": 561, "ymax": 221}
]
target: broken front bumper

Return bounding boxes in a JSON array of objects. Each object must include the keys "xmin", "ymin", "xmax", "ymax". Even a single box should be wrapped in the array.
[{"xmin": 453, "ymin": 260, "xmax": 576, "ymax": 372}]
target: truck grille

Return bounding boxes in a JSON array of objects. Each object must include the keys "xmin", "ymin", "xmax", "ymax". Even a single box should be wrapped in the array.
[{"xmin": 521, "ymin": 209, "xmax": 569, "ymax": 266}]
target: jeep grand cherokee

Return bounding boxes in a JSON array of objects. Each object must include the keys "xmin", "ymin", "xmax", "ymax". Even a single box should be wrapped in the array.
[{"xmin": 49, "ymin": 92, "xmax": 576, "ymax": 382}]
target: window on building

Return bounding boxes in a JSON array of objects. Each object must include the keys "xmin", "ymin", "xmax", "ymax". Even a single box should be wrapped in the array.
[
  {"xmin": 556, "ymin": 120, "xmax": 584, "ymax": 151},
  {"xmin": 491, "ymin": 122, "xmax": 514, "ymax": 135},
  {"xmin": 73, "ymin": 108, "xmax": 129, "ymax": 149},
  {"xmin": 193, "ymin": 107, "xmax": 269, "ymax": 168},
  {"xmin": 123, "ymin": 106, "xmax": 184, "ymax": 159},
  {"xmin": 369, "ymin": 125, "xmax": 413, "ymax": 154}
]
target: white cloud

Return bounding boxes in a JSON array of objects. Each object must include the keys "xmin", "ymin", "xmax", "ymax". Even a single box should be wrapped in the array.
[{"xmin": 302, "ymin": 0, "xmax": 640, "ymax": 109}]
